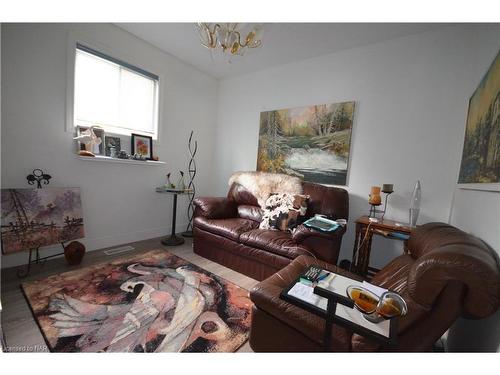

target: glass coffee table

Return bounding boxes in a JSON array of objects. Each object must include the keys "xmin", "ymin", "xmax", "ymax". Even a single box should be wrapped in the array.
[{"xmin": 280, "ymin": 270, "xmax": 398, "ymax": 351}]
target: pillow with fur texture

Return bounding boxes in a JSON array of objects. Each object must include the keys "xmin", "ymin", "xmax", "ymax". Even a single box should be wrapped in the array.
[{"xmin": 259, "ymin": 193, "xmax": 309, "ymax": 231}]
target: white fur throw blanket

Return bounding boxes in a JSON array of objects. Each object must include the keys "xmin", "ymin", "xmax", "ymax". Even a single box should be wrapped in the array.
[{"xmin": 228, "ymin": 171, "xmax": 303, "ymax": 209}]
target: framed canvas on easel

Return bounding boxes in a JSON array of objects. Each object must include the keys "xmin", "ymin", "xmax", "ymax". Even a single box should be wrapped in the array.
[{"xmin": 1, "ymin": 186, "xmax": 85, "ymax": 277}]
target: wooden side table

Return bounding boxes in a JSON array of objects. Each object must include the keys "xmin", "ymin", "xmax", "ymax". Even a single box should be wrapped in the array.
[{"xmin": 351, "ymin": 216, "xmax": 412, "ymax": 278}]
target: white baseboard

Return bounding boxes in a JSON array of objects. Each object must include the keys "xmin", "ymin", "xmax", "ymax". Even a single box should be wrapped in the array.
[{"xmin": 0, "ymin": 222, "xmax": 189, "ymax": 269}]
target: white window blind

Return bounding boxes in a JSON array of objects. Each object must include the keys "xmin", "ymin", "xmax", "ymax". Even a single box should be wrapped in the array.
[{"xmin": 74, "ymin": 44, "xmax": 159, "ymax": 138}]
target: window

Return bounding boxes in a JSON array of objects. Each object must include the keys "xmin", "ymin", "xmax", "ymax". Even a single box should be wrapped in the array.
[{"xmin": 74, "ymin": 44, "xmax": 159, "ymax": 139}]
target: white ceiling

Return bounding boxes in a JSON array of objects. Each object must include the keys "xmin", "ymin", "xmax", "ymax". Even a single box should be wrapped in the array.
[{"xmin": 117, "ymin": 23, "xmax": 447, "ymax": 79}]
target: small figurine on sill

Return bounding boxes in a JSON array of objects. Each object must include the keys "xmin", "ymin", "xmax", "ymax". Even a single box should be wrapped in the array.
[
  {"xmin": 73, "ymin": 126, "xmax": 103, "ymax": 155},
  {"xmin": 131, "ymin": 153, "xmax": 147, "ymax": 161},
  {"xmin": 109, "ymin": 146, "xmax": 117, "ymax": 158},
  {"xmin": 78, "ymin": 150, "xmax": 95, "ymax": 157},
  {"xmin": 117, "ymin": 150, "xmax": 129, "ymax": 159}
]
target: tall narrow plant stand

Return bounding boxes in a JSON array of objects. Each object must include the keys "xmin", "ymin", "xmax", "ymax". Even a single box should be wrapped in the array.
[{"xmin": 156, "ymin": 189, "xmax": 192, "ymax": 246}]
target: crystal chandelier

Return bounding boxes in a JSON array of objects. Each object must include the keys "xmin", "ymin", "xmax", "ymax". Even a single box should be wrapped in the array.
[{"xmin": 196, "ymin": 23, "xmax": 263, "ymax": 57}]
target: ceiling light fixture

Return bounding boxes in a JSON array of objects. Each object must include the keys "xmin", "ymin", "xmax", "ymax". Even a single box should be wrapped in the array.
[{"xmin": 196, "ymin": 23, "xmax": 263, "ymax": 59}]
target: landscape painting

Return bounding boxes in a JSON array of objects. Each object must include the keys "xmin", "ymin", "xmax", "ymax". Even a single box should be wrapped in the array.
[
  {"xmin": 458, "ymin": 50, "xmax": 500, "ymax": 188},
  {"xmin": 257, "ymin": 101, "xmax": 355, "ymax": 185},
  {"xmin": 1, "ymin": 188, "xmax": 85, "ymax": 254}
]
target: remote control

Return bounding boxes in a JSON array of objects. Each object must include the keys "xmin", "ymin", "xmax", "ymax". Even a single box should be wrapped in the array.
[{"xmin": 302, "ymin": 266, "xmax": 322, "ymax": 281}]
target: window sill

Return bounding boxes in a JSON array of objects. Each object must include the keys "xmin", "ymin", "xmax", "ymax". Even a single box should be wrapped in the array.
[{"xmin": 76, "ymin": 155, "xmax": 165, "ymax": 166}]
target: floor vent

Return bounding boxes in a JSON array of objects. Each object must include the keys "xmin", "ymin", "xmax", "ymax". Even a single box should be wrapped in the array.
[{"xmin": 103, "ymin": 245, "xmax": 135, "ymax": 256}]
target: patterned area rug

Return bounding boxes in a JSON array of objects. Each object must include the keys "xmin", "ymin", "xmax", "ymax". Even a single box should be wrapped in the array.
[{"xmin": 22, "ymin": 250, "xmax": 252, "ymax": 352}]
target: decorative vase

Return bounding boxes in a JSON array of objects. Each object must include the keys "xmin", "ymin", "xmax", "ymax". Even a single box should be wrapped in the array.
[
  {"xmin": 64, "ymin": 241, "xmax": 86, "ymax": 266},
  {"xmin": 165, "ymin": 173, "xmax": 175, "ymax": 188},
  {"xmin": 177, "ymin": 171, "xmax": 186, "ymax": 191},
  {"xmin": 409, "ymin": 180, "xmax": 421, "ymax": 227}
]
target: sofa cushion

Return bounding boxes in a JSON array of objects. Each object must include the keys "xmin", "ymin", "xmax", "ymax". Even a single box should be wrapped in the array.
[
  {"xmin": 303, "ymin": 181, "xmax": 349, "ymax": 220},
  {"xmin": 227, "ymin": 182, "xmax": 259, "ymax": 206},
  {"xmin": 239, "ymin": 229, "xmax": 311, "ymax": 260},
  {"xmin": 259, "ymin": 193, "xmax": 309, "ymax": 231},
  {"xmin": 194, "ymin": 217, "xmax": 258, "ymax": 241},
  {"xmin": 237, "ymin": 205, "xmax": 263, "ymax": 222},
  {"xmin": 193, "ymin": 197, "xmax": 237, "ymax": 219}
]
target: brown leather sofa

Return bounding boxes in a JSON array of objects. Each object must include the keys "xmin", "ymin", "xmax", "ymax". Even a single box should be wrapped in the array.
[
  {"xmin": 193, "ymin": 181, "xmax": 349, "ymax": 281},
  {"xmin": 249, "ymin": 222, "xmax": 500, "ymax": 352}
]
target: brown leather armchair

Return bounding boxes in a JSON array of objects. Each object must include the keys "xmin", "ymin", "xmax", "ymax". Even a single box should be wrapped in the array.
[
  {"xmin": 193, "ymin": 181, "xmax": 349, "ymax": 281},
  {"xmin": 249, "ymin": 222, "xmax": 500, "ymax": 352}
]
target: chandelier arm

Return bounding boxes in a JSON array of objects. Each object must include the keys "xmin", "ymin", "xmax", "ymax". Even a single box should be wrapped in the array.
[
  {"xmin": 211, "ymin": 23, "xmax": 221, "ymax": 35},
  {"xmin": 200, "ymin": 41, "xmax": 211, "ymax": 49},
  {"xmin": 198, "ymin": 23, "xmax": 216, "ymax": 49},
  {"xmin": 248, "ymin": 40, "xmax": 262, "ymax": 49},
  {"xmin": 236, "ymin": 29, "xmax": 262, "ymax": 48},
  {"xmin": 232, "ymin": 30, "xmax": 245, "ymax": 47},
  {"xmin": 212, "ymin": 23, "xmax": 230, "ymax": 50}
]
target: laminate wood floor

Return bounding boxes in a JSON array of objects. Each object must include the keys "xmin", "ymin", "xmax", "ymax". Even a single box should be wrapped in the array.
[{"xmin": 0, "ymin": 236, "xmax": 258, "ymax": 353}]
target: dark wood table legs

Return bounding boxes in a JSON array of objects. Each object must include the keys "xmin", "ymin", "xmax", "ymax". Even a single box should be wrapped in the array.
[
  {"xmin": 161, "ymin": 194, "xmax": 185, "ymax": 246},
  {"xmin": 350, "ymin": 216, "xmax": 412, "ymax": 278}
]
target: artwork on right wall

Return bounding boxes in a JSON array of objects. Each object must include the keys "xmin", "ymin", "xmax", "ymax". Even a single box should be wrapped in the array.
[{"xmin": 458, "ymin": 50, "xmax": 500, "ymax": 191}]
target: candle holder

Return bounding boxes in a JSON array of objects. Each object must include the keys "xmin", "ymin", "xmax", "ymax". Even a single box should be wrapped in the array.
[{"xmin": 368, "ymin": 184, "xmax": 394, "ymax": 220}]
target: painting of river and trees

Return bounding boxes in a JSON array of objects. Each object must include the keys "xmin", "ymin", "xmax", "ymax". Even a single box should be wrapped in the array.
[
  {"xmin": 257, "ymin": 101, "xmax": 355, "ymax": 185},
  {"xmin": 1, "ymin": 188, "xmax": 85, "ymax": 254},
  {"xmin": 458, "ymin": 50, "xmax": 500, "ymax": 188}
]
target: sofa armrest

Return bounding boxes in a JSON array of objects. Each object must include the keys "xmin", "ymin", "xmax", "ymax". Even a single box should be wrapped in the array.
[
  {"xmin": 291, "ymin": 224, "xmax": 347, "ymax": 264},
  {"xmin": 193, "ymin": 197, "xmax": 237, "ymax": 219}
]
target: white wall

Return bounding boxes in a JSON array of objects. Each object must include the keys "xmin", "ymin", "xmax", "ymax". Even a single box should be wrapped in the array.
[
  {"xmin": 214, "ymin": 25, "xmax": 500, "ymax": 269},
  {"xmin": 449, "ymin": 27, "xmax": 500, "ymax": 259},
  {"xmin": 446, "ymin": 29, "xmax": 500, "ymax": 353},
  {"xmin": 1, "ymin": 23, "xmax": 218, "ymax": 268}
]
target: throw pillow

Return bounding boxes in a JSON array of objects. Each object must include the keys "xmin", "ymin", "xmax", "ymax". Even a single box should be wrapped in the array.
[{"xmin": 259, "ymin": 193, "xmax": 309, "ymax": 231}]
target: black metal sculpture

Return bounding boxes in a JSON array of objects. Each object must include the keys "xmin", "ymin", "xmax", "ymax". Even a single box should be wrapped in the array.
[
  {"xmin": 26, "ymin": 169, "xmax": 52, "ymax": 189},
  {"xmin": 182, "ymin": 131, "xmax": 198, "ymax": 237}
]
